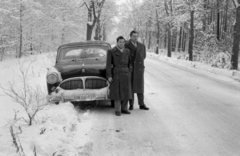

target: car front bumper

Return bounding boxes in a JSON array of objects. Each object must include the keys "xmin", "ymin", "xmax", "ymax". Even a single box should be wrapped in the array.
[
  {"xmin": 47, "ymin": 86, "xmax": 109, "ymax": 103},
  {"xmin": 47, "ymin": 76, "xmax": 110, "ymax": 103}
]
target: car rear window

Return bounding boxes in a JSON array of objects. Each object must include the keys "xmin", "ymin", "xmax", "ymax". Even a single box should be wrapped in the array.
[{"xmin": 58, "ymin": 46, "xmax": 108, "ymax": 62}]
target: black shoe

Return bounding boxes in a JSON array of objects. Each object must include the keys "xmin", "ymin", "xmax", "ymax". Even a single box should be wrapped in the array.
[
  {"xmin": 115, "ymin": 111, "xmax": 121, "ymax": 116},
  {"xmin": 121, "ymin": 110, "xmax": 131, "ymax": 114},
  {"xmin": 139, "ymin": 105, "xmax": 149, "ymax": 110},
  {"xmin": 129, "ymin": 105, "xmax": 133, "ymax": 110}
]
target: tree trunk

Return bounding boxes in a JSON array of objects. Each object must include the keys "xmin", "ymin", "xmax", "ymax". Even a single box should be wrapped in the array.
[
  {"xmin": 148, "ymin": 30, "xmax": 152, "ymax": 50},
  {"xmin": 61, "ymin": 14, "xmax": 65, "ymax": 44},
  {"xmin": 29, "ymin": 116, "xmax": 32, "ymax": 126},
  {"xmin": 102, "ymin": 23, "xmax": 107, "ymax": 41},
  {"xmin": 94, "ymin": 19, "xmax": 101, "ymax": 40},
  {"xmin": 172, "ymin": 31, "xmax": 175, "ymax": 52},
  {"xmin": 185, "ymin": 32, "xmax": 189, "ymax": 53},
  {"xmin": 156, "ymin": 27, "xmax": 160, "ymax": 54},
  {"xmin": 211, "ymin": 5, "xmax": 215, "ymax": 32},
  {"xmin": 86, "ymin": 24, "xmax": 94, "ymax": 40},
  {"xmin": 202, "ymin": 0, "xmax": 208, "ymax": 31},
  {"xmin": 188, "ymin": 10, "xmax": 194, "ymax": 61},
  {"xmin": 175, "ymin": 26, "xmax": 180, "ymax": 52},
  {"xmin": 29, "ymin": 24, "xmax": 33, "ymax": 51},
  {"xmin": 179, "ymin": 26, "xmax": 183, "ymax": 52},
  {"xmin": 147, "ymin": 16, "xmax": 152, "ymax": 50},
  {"xmin": 86, "ymin": 0, "xmax": 105, "ymax": 40},
  {"xmin": 144, "ymin": 24, "xmax": 148, "ymax": 46},
  {"xmin": 167, "ymin": 24, "xmax": 172, "ymax": 57},
  {"xmin": 0, "ymin": 35, "xmax": 3, "ymax": 61},
  {"xmin": 217, "ymin": 0, "xmax": 222, "ymax": 40},
  {"xmin": 156, "ymin": 10, "xmax": 160, "ymax": 54},
  {"xmin": 51, "ymin": 28, "xmax": 55, "ymax": 50},
  {"xmin": 86, "ymin": 0, "xmax": 94, "ymax": 40},
  {"xmin": 61, "ymin": 27, "xmax": 65, "ymax": 44},
  {"xmin": 19, "ymin": 0, "xmax": 23, "ymax": 58},
  {"xmin": 231, "ymin": 2, "xmax": 240, "ymax": 69},
  {"xmin": 164, "ymin": 0, "xmax": 172, "ymax": 57},
  {"xmin": 164, "ymin": 32, "xmax": 167, "ymax": 49},
  {"xmin": 224, "ymin": 0, "xmax": 229, "ymax": 33},
  {"xmin": 182, "ymin": 30, "xmax": 186, "ymax": 52},
  {"xmin": 159, "ymin": 34, "xmax": 164, "ymax": 49}
]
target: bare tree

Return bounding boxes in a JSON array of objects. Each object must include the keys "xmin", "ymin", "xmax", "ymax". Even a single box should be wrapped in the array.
[
  {"xmin": 0, "ymin": 59, "xmax": 49, "ymax": 126},
  {"xmin": 188, "ymin": 1, "xmax": 195, "ymax": 61},
  {"xmin": 231, "ymin": 0, "xmax": 240, "ymax": 69},
  {"xmin": 165, "ymin": 0, "xmax": 173, "ymax": 57},
  {"xmin": 82, "ymin": 0, "xmax": 106, "ymax": 40}
]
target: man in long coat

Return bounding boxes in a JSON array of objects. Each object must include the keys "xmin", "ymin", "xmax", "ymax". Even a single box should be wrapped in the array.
[
  {"xmin": 106, "ymin": 36, "xmax": 132, "ymax": 116},
  {"xmin": 125, "ymin": 30, "xmax": 149, "ymax": 110}
]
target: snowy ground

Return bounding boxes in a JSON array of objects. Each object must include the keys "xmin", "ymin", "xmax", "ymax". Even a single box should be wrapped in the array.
[
  {"xmin": 0, "ymin": 53, "xmax": 94, "ymax": 156},
  {"xmin": 147, "ymin": 52, "xmax": 240, "ymax": 81},
  {"xmin": 81, "ymin": 56, "xmax": 240, "ymax": 156},
  {"xmin": 1, "ymin": 52, "xmax": 240, "ymax": 156}
]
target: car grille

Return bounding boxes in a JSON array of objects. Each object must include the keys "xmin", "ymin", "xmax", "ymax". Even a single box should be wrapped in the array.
[
  {"xmin": 60, "ymin": 77, "xmax": 107, "ymax": 90},
  {"xmin": 60, "ymin": 79, "xmax": 84, "ymax": 90},
  {"xmin": 85, "ymin": 79, "xmax": 107, "ymax": 89}
]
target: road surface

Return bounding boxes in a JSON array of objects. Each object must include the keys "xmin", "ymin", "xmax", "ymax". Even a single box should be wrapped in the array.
[{"xmin": 83, "ymin": 56, "xmax": 240, "ymax": 156}]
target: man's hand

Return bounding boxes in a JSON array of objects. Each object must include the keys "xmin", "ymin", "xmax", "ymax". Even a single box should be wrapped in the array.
[{"xmin": 108, "ymin": 77, "xmax": 113, "ymax": 83}]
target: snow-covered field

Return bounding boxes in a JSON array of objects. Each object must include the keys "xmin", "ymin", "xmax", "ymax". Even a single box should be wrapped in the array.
[{"xmin": 0, "ymin": 53, "xmax": 93, "ymax": 156}]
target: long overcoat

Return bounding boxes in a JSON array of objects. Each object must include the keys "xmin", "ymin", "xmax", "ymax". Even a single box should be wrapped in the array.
[
  {"xmin": 125, "ymin": 40, "xmax": 146, "ymax": 93},
  {"xmin": 106, "ymin": 46, "xmax": 132, "ymax": 100}
]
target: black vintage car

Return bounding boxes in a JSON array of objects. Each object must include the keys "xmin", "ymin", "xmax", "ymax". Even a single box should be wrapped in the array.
[{"xmin": 46, "ymin": 41, "xmax": 112, "ymax": 104}]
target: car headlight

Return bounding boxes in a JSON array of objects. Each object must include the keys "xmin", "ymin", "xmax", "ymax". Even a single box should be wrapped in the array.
[{"xmin": 47, "ymin": 73, "xmax": 58, "ymax": 84}]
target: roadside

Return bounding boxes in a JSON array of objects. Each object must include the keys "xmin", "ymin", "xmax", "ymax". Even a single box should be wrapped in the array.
[
  {"xmin": 147, "ymin": 52, "xmax": 240, "ymax": 82},
  {"xmin": 0, "ymin": 52, "xmax": 94, "ymax": 156}
]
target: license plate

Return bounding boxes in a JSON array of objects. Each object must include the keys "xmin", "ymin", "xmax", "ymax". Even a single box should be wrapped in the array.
[{"xmin": 76, "ymin": 94, "xmax": 96, "ymax": 101}]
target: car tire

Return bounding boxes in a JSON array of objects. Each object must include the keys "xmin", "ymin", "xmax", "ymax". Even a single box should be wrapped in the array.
[
  {"xmin": 55, "ymin": 102, "xmax": 59, "ymax": 105},
  {"xmin": 71, "ymin": 101, "xmax": 85, "ymax": 110},
  {"xmin": 71, "ymin": 101, "xmax": 80, "ymax": 107}
]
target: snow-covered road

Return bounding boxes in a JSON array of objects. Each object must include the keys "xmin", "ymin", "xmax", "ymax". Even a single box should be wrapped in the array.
[
  {"xmin": 85, "ymin": 56, "xmax": 240, "ymax": 156},
  {"xmin": 1, "ymin": 54, "xmax": 240, "ymax": 156}
]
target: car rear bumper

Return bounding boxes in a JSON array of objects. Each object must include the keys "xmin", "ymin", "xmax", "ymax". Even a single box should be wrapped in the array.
[{"xmin": 47, "ymin": 86, "xmax": 109, "ymax": 103}]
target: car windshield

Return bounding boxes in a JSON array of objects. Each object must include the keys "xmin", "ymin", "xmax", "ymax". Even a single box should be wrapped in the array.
[{"xmin": 58, "ymin": 46, "xmax": 108, "ymax": 62}]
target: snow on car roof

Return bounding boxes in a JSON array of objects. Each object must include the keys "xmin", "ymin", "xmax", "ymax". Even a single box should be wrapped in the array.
[{"xmin": 58, "ymin": 41, "xmax": 111, "ymax": 50}]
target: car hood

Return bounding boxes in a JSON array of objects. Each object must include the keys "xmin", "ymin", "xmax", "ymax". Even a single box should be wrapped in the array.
[{"xmin": 55, "ymin": 58, "xmax": 106, "ymax": 79}]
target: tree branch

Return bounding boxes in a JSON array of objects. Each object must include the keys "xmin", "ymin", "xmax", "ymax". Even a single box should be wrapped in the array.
[
  {"xmin": 92, "ymin": 1, "xmax": 97, "ymax": 19},
  {"xmin": 165, "ymin": 0, "xmax": 169, "ymax": 16},
  {"xmin": 232, "ymin": 0, "xmax": 240, "ymax": 8},
  {"xmin": 82, "ymin": 0, "xmax": 90, "ymax": 10}
]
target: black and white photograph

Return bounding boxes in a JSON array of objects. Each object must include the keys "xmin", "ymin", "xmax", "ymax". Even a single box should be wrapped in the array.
[{"xmin": 0, "ymin": 0, "xmax": 240, "ymax": 155}]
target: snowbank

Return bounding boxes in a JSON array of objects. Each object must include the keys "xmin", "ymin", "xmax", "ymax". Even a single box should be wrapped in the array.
[
  {"xmin": 0, "ymin": 103, "xmax": 93, "ymax": 156},
  {"xmin": 0, "ymin": 53, "xmax": 55, "ymax": 127},
  {"xmin": 147, "ymin": 52, "xmax": 240, "ymax": 81},
  {"xmin": 0, "ymin": 52, "xmax": 93, "ymax": 156}
]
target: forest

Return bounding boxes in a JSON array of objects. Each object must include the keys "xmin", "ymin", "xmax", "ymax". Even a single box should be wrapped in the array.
[
  {"xmin": 0, "ymin": 0, "xmax": 117, "ymax": 59},
  {"xmin": 0, "ymin": 0, "xmax": 240, "ymax": 70},
  {"xmin": 117, "ymin": 0, "xmax": 240, "ymax": 70}
]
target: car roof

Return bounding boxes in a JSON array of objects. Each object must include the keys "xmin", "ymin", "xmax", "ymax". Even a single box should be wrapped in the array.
[{"xmin": 57, "ymin": 41, "xmax": 111, "ymax": 50}]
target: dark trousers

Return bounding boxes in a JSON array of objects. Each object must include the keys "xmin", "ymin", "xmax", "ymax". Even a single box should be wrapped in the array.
[
  {"xmin": 129, "ymin": 93, "xmax": 144, "ymax": 106},
  {"xmin": 115, "ymin": 99, "xmax": 128, "ymax": 112}
]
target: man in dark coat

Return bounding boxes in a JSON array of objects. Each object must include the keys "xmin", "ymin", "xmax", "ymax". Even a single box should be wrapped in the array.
[
  {"xmin": 106, "ymin": 36, "xmax": 132, "ymax": 116},
  {"xmin": 125, "ymin": 30, "xmax": 149, "ymax": 110}
]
